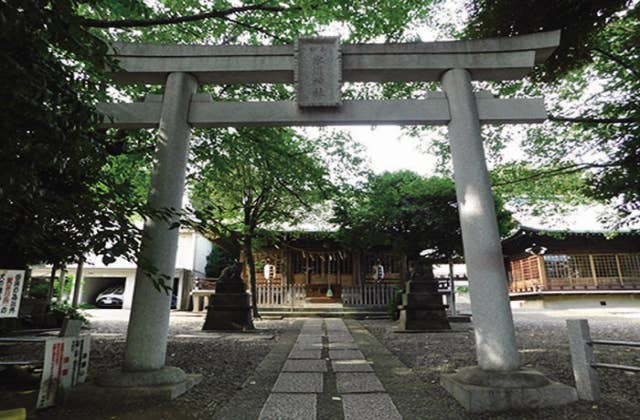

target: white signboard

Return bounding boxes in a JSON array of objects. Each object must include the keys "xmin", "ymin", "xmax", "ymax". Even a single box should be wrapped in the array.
[
  {"xmin": 37, "ymin": 335, "xmax": 91, "ymax": 409},
  {"xmin": 0, "ymin": 269, "xmax": 25, "ymax": 318}
]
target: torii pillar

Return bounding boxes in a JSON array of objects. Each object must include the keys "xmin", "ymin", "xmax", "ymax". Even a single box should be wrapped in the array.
[
  {"xmin": 439, "ymin": 68, "xmax": 577, "ymax": 411},
  {"xmin": 96, "ymin": 72, "xmax": 202, "ymax": 393}
]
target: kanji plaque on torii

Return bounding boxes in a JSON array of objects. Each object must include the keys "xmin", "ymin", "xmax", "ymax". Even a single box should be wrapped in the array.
[{"xmin": 295, "ymin": 37, "xmax": 341, "ymax": 107}]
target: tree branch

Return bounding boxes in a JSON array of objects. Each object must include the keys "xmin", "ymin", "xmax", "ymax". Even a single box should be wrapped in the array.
[
  {"xmin": 79, "ymin": 4, "xmax": 294, "ymax": 28},
  {"xmin": 593, "ymin": 47, "xmax": 640, "ymax": 79},
  {"xmin": 492, "ymin": 162, "xmax": 622, "ymax": 188},
  {"xmin": 218, "ymin": 16, "xmax": 289, "ymax": 43},
  {"xmin": 549, "ymin": 115, "xmax": 637, "ymax": 124}
]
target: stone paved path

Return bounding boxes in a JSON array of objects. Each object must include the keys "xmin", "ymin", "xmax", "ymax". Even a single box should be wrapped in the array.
[{"xmin": 259, "ymin": 318, "xmax": 402, "ymax": 420}]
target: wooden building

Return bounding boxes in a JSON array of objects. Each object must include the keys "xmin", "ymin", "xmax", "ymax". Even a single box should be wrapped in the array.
[
  {"xmin": 249, "ymin": 232, "xmax": 407, "ymax": 300},
  {"xmin": 502, "ymin": 227, "xmax": 640, "ymax": 308}
]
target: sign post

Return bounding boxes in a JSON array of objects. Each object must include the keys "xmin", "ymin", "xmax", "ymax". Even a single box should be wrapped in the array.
[{"xmin": 0, "ymin": 269, "xmax": 25, "ymax": 318}]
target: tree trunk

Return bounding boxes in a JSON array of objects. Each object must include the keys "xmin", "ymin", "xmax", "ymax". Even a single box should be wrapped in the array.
[
  {"xmin": 57, "ymin": 264, "xmax": 67, "ymax": 303},
  {"xmin": 244, "ymin": 236, "xmax": 260, "ymax": 319},
  {"xmin": 46, "ymin": 263, "xmax": 57, "ymax": 306},
  {"xmin": 72, "ymin": 259, "xmax": 84, "ymax": 307}
]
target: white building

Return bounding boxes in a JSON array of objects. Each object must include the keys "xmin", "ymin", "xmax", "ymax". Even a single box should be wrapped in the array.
[{"xmin": 31, "ymin": 230, "xmax": 212, "ymax": 310}]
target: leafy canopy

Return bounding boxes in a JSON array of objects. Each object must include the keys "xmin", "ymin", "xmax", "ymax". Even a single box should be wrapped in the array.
[
  {"xmin": 460, "ymin": 0, "xmax": 640, "ymax": 228},
  {"xmin": 333, "ymin": 170, "xmax": 514, "ymax": 261}
]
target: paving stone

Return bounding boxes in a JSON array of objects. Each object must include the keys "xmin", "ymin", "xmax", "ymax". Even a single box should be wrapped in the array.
[
  {"xmin": 327, "ymin": 342, "xmax": 359, "ymax": 350},
  {"xmin": 272, "ymin": 372, "xmax": 324, "ymax": 393},
  {"xmin": 259, "ymin": 393, "xmax": 317, "ymax": 420},
  {"xmin": 342, "ymin": 393, "xmax": 401, "ymax": 420},
  {"xmin": 283, "ymin": 359, "xmax": 328, "ymax": 372},
  {"xmin": 328, "ymin": 335, "xmax": 355, "ymax": 344},
  {"xmin": 289, "ymin": 349, "xmax": 322, "ymax": 359},
  {"xmin": 296, "ymin": 335, "xmax": 323, "ymax": 343},
  {"xmin": 298, "ymin": 331, "xmax": 324, "ymax": 339},
  {"xmin": 331, "ymin": 360, "xmax": 374, "ymax": 373},
  {"xmin": 291, "ymin": 342, "xmax": 323, "ymax": 351},
  {"xmin": 336, "ymin": 373, "xmax": 386, "ymax": 393},
  {"xmin": 328, "ymin": 349, "xmax": 365, "ymax": 360}
]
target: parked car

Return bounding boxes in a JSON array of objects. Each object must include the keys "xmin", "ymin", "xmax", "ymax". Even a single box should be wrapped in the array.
[
  {"xmin": 95, "ymin": 286, "xmax": 178, "ymax": 309},
  {"xmin": 95, "ymin": 286, "xmax": 124, "ymax": 308}
]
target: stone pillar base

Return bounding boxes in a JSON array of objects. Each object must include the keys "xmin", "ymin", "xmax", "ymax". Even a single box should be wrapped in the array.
[
  {"xmin": 63, "ymin": 367, "xmax": 202, "ymax": 407},
  {"xmin": 440, "ymin": 366, "xmax": 577, "ymax": 412}
]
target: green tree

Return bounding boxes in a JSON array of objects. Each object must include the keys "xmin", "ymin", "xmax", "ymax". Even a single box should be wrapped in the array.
[
  {"xmin": 1, "ymin": 0, "xmax": 442, "ymax": 272},
  {"xmin": 0, "ymin": 1, "xmax": 147, "ymax": 270},
  {"xmin": 204, "ymin": 245, "xmax": 237, "ymax": 278},
  {"xmin": 461, "ymin": 0, "xmax": 640, "ymax": 227},
  {"xmin": 333, "ymin": 171, "xmax": 513, "ymax": 262},
  {"xmin": 189, "ymin": 127, "xmax": 365, "ymax": 317}
]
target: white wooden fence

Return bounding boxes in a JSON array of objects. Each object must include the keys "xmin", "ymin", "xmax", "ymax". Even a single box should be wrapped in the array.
[
  {"xmin": 254, "ymin": 284, "xmax": 397, "ymax": 307},
  {"xmin": 342, "ymin": 284, "xmax": 396, "ymax": 307},
  {"xmin": 255, "ymin": 284, "xmax": 306, "ymax": 307}
]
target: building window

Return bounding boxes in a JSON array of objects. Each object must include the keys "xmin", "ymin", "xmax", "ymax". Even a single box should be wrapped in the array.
[
  {"xmin": 543, "ymin": 255, "xmax": 569, "ymax": 279},
  {"xmin": 592, "ymin": 255, "xmax": 618, "ymax": 279},
  {"xmin": 568, "ymin": 255, "xmax": 592, "ymax": 279},
  {"xmin": 619, "ymin": 254, "xmax": 640, "ymax": 280}
]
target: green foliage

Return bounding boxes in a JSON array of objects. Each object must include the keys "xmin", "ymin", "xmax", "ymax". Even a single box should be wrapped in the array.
[
  {"xmin": 188, "ymin": 127, "xmax": 366, "ymax": 315},
  {"xmin": 387, "ymin": 286, "xmax": 404, "ymax": 321},
  {"xmin": 205, "ymin": 246, "xmax": 237, "ymax": 278},
  {"xmin": 50, "ymin": 302, "xmax": 88, "ymax": 323},
  {"xmin": 333, "ymin": 171, "xmax": 514, "ymax": 261},
  {"xmin": 463, "ymin": 0, "xmax": 629, "ymax": 81},
  {"xmin": 462, "ymin": 1, "xmax": 640, "ymax": 228},
  {"xmin": 0, "ymin": 1, "xmax": 145, "ymax": 268},
  {"xmin": 28, "ymin": 283, "xmax": 50, "ymax": 300},
  {"xmin": 53, "ymin": 275, "xmax": 75, "ymax": 300},
  {"xmin": 455, "ymin": 285, "xmax": 469, "ymax": 294}
]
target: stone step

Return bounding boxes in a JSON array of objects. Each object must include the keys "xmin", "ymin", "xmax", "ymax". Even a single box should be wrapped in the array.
[
  {"xmin": 258, "ymin": 306, "xmax": 385, "ymax": 313},
  {"xmin": 258, "ymin": 311, "xmax": 389, "ymax": 319}
]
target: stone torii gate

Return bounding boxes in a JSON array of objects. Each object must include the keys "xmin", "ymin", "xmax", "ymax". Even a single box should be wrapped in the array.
[{"xmin": 94, "ymin": 31, "xmax": 577, "ymax": 411}]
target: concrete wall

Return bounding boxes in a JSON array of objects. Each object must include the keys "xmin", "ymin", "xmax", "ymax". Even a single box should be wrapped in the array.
[
  {"xmin": 511, "ymin": 293, "xmax": 640, "ymax": 310},
  {"xmin": 193, "ymin": 233, "xmax": 212, "ymax": 275},
  {"xmin": 175, "ymin": 232, "xmax": 195, "ymax": 270}
]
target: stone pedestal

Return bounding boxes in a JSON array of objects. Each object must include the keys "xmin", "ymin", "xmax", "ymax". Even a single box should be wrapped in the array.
[
  {"xmin": 64, "ymin": 367, "xmax": 202, "ymax": 406},
  {"xmin": 398, "ymin": 262, "xmax": 451, "ymax": 331},
  {"xmin": 440, "ymin": 366, "xmax": 577, "ymax": 412},
  {"xmin": 202, "ymin": 264, "xmax": 254, "ymax": 331}
]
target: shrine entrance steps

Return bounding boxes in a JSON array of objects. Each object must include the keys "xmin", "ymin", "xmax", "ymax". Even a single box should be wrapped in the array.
[{"xmin": 258, "ymin": 304, "xmax": 388, "ymax": 319}]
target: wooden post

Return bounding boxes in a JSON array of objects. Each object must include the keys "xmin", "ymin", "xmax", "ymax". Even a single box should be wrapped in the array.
[
  {"xmin": 537, "ymin": 255, "xmax": 548, "ymax": 290},
  {"xmin": 566, "ymin": 319, "xmax": 601, "ymax": 401},
  {"xmin": 615, "ymin": 254, "xmax": 624, "ymax": 286},
  {"xmin": 589, "ymin": 255, "xmax": 598, "ymax": 287},
  {"xmin": 448, "ymin": 260, "xmax": 457, "ymax": 316},
  {"xmin": 568, "ymin": 257, "xmax": 574, "ymax": 288}
]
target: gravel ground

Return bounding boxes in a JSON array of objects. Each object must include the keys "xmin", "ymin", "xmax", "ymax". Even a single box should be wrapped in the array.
[
  {"xmin": 3, "ymin": 308, "xmax": 639, "ymax": 419},
  {"xmin": 1, "ymin": 310, "xmax": 300, "ymax": 419},
  {"xmin": 360, "ymin": 309, "xmax": 640, "ymax": 419}
]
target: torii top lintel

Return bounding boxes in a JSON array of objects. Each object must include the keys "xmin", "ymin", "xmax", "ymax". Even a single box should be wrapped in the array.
[{"xmin": 106, "ymin": 30, "xmax": 560, "ymax": 86}]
